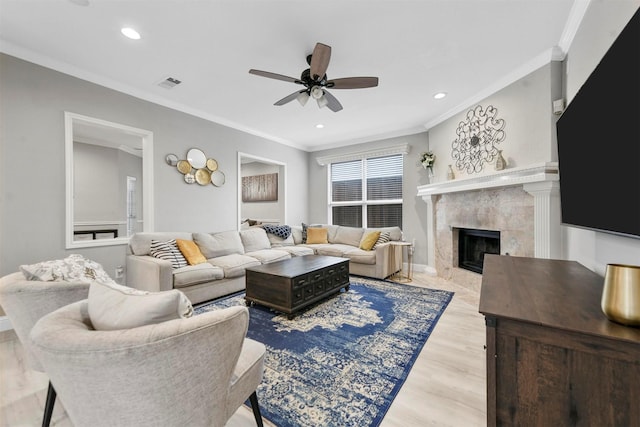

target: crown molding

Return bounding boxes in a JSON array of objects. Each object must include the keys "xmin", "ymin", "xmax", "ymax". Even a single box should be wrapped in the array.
[{"xmin": 316, "ymin": 143, "xmax": 410, "ymax": 166}]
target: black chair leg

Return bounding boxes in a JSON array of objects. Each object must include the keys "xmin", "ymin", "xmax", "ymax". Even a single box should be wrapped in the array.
[
  {"xmin": 248, "ymin": 391, "xmax": 264, "ymax": 427},
  {"xmin": 42, "ymin": 381, "xmax": 56, "ymax": 427}
]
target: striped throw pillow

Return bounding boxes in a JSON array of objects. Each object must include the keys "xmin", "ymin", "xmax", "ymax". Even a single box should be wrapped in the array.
[
  {"xmin": 372, "ymin": 231, "xmax": 391, "ymax": 249},
  {"xmin": 149, "ymin": 239, "xmax": 188, "ymax": 269}
]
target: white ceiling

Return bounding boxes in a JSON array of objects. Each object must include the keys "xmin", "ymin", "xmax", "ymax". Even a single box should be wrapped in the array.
[{"xmin": 0, "ymin": 0, "xmax": 583, "ymax": 152}]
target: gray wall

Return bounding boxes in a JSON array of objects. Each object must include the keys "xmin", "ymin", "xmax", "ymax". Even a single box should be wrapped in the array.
[
  {"xmin": 0, "ymin": 53, "xmax": 309, "ymax": 278},
  {"xmin": 427, "ymin": 62, "xmax": 560, "ymax": 178}
]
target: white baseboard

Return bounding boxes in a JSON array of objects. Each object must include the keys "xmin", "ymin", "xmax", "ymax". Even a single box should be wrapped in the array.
[
  {"xmin": 0, "ymin": 316, "xmax": 12, "ymax": 332},
  {"xmin": 408, "ymin": 263, "xmax": 437, "ymax": 276}
]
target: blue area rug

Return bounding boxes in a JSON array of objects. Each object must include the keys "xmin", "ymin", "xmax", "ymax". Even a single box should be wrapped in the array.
[{"xmin": 195, "ymin": 276, "xmax": 453, "ymax": 427}]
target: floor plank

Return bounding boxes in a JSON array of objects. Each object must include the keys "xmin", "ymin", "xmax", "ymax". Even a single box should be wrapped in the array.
[{"xmin": 0, "ymin": 271, "xmax": 486, "ymax": 426}]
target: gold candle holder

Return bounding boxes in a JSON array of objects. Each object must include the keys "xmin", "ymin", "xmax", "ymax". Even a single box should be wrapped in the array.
[{"xmin": 601, "ymin": 263, "xmax": 640, "ymax": 327}]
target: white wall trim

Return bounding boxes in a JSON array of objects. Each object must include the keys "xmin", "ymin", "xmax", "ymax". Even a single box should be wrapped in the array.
[
  {"xmin": 0, "ymin": 316, "xmax": 12, "ymax": 332},
  {"xmin": 315, "ymin": 143, "xmax": 410, "ymax": 166},
  {"xmin": 557, "ymin": 0, "xmax": 592, "ymax": 57}
]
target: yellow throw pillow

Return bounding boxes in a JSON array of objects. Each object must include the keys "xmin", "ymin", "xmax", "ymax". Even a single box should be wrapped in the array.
[
  {"xmin": 360, "ymin": 231, "xmax": 381, "ymax": 251},
  {"xmin": 176, "ymin": 239, "xmax": 207, "ymax": 265},
  {"xmin": 306, "ymin": 227, "xmax": 328, "ymax": 244}
]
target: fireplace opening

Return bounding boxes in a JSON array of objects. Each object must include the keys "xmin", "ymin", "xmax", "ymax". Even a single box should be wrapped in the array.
[{"xmin": 458, "ymin": 228, "xmax": 500, "ymax": 274}]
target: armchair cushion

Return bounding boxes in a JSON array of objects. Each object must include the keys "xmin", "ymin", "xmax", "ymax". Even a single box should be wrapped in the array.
[{"xmin": 88, "ymin": 280, "xmax": 193, "ymax": 331}]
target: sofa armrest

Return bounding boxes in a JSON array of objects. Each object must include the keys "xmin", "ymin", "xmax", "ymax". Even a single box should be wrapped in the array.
[
  {"xmin": 373, "ymin": 242, "xmax": 402, "ymax": 277},
  {"xmin": 125, "ymin": 255, "xmax": 173, "ymax": 292}
]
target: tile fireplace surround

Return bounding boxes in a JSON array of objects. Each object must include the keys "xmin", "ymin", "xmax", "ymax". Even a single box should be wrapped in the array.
[{"xmin": 417, "ymin": 163, "xmax": 560, "ymax": 285}]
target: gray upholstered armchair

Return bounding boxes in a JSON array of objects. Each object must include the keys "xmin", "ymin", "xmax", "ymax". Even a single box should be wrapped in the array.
[
  {"xmin": 30, "ymin": 300, "xmax": 266, "ymax": 427},
  {"xmin": 0, "ymin": 272, "xmax": 90, "ymax": 426}
]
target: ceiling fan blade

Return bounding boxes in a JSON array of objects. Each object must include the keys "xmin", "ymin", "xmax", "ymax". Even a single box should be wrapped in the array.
[
  {"xmin": 310, "ymin": 43, "xmax": 331, "ymax": 80},
  {"xmin": 327, "ymin": 77, "xmax": 379, "ymax": 89},
  {"xmin": 274, "ymin": 90, "xmax": 306, "ymax": 106},
  {"xmin": 249, "ymin": 69, "xmax": 301, "ymax": 84},
  {"xmin": 323, "ymin": 90, "xmax": 343, "ymax": 112}
]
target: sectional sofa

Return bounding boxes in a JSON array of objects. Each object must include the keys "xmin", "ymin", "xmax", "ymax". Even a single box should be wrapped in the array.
[{"xmin": 126, "ymin": 225, "xmax": 403, "ymax": 304}]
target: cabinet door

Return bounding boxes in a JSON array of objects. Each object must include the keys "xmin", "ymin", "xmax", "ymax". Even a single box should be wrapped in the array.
[{"xmin": 493, "ymin": 318, "xmax": 640, "ymax": 426}]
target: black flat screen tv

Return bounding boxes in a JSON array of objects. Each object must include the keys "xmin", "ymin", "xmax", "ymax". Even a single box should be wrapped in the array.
[{"xmin": 556, "ymin": 7, "xmax": 640, "ymax": 239}]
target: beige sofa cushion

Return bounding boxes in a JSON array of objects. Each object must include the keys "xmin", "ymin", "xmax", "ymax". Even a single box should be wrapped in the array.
[
  {"xmin": 344, "ymin": 248, "xmax": 377, "ymax": 265},
  {"xmin": 244, "ymin": 249, "xmax": 291, "ymax": 264},
  {"xmin": 193, "ymin": 231, "xmax": 245, "ymax": 258},
  {"xmin": 266, "ymin": 232, "xmax": 295, "ymax": 247},
  {"xmin": 172, "ymin": 263, "xmax": 224, "ymax": 288},
  {"xmin": 87, "ymin": 280, "xmax": 193, "ymax": 331},
  {"xmin": 208, "ymin": 254, "xmax": 261, "ymax": 278},
  {"xmin": 312, "ymin": 243, "xmax": 355, "ymax": 257},
  {"xmin": 290, "ymin": 226, "xmax": 303, "ymax": 244},
  {"xmin": 277, "ymin": 246, "xmax": 315, "ymax": 257},
  {"xmin": 239, "ymin": 228, "xmax": 271, "ymax": 252},
  {"xmin": 333, "ymin": 226, "xmax": 365, "ymax": 246}
]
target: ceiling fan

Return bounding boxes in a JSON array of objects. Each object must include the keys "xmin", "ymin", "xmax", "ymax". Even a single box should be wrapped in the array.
[{"xmin": 249, "ymin": 42, "xmax": 379, "ymax": 112}]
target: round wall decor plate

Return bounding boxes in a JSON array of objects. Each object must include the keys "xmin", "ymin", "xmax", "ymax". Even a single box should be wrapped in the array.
[
  {"xmin": 165, "ymin": 153, "xmax": 178, "ymax": 166},
  {"xmin": 184, "ymin": 173, "xmax": 196, "ymax": 184},
  {"xmin": 210, "ymin": 170, "xmax": 225, "ymax": 187},
  {"xmin": 187, "ymin": 148, "xmax": 207, "ymax": 169},
  {"xmin": 206, "ymin": 158, "xmax": 218, "ymax": 171},
  {"xmin": 195, "ymin": 168, "xmax": 211, "ymax": 185},
  {"xmin": 177, "ymin": 160, "xmax": 192, "ymax": 174}
]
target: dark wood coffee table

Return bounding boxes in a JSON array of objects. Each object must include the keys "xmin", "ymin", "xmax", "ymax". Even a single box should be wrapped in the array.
[{"xmin": 245, "ymin": 255, "xmax": 349, "ymax": 319}]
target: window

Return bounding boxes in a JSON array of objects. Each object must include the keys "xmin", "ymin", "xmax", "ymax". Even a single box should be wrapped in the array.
[{"xmin": 330, "ymin": 154, "xmax": 403, "ymax": 228}]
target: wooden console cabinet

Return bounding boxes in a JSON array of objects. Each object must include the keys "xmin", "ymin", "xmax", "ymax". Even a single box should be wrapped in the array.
[{"xmin": 479, "ymin": 255, "xmax": 640, "ymax": 427}]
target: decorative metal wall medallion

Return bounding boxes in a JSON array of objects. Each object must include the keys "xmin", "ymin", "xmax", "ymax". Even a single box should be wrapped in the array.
[{"xmin": 451, "ymin": 105, "xmax": 506, "ymax": 174}]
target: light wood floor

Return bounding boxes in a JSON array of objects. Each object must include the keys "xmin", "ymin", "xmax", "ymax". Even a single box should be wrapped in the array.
[{"xmin": 0, "ymin": 272, "xmax": 487, "ymax": 426}]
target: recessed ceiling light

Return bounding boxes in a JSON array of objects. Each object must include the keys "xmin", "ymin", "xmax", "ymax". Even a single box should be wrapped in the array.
[
  {"xmin": 433, "ymin": 92, "xmax": 447, "ymax": 100},
  {"xmin": 316, "ymin": 124, "xmax": 324, "ymax": 129},
  {"xmin": 121, "ymin": 27, "xmax": 141, "ymax": 40},
  {"xmin": 69, "ymin": 0, "xmax": 90, "ymax": 5}
]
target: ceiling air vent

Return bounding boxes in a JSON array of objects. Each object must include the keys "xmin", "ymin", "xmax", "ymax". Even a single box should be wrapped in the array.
[{"xmin": 158, "ymin": 77, "xmax": 182, "ymax": 89}]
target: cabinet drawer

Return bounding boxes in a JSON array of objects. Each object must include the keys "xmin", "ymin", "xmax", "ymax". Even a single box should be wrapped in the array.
[
  {"xmin": 303, "ymin": 284, "xmax": 315, "ymax": 301},
  {"xmin": 292, "ymin": 287, "xmax": 305, "ymax": 305},
  {"xmin": 293, "ymin": 275, "xmax": 309, "ymax": 288}
]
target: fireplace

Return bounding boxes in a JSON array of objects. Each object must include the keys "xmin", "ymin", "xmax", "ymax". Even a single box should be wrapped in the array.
[{"xmin": 457, "ymin": 228, "xmax": 500, "ymax": 274}]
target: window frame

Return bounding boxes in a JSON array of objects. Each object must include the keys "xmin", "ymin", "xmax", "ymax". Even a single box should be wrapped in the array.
[{"xmin": 327, "ymin": 154, "xmax": 404, "ymax": 228}]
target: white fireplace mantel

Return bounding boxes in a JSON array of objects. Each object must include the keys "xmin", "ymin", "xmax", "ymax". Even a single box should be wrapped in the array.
[
  {"xmin": 417, "ymin": 162, "xmax": 561, "ymax": 276},
  {"xmin": 416, "ymin": 162, "xmax": 559, "ymax": 197}
]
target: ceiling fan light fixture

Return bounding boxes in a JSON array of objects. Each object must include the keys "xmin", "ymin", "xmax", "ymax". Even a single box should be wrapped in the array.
[
  {"xmin": 317, "ymin": 96, "xmax": 329, "ymax": 109},
  {"xmin": 310, "ymin": 86, "xmax": 324, "ymax": 100},
  {"xmin": 297, "ymin": 92, "xmax": 310, "ymax": 106}
]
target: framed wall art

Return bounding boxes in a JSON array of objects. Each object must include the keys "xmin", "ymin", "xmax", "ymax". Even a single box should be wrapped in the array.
[{"xmin": 242, "ymin": 173, "xmax": 278, "ymax": 202}]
